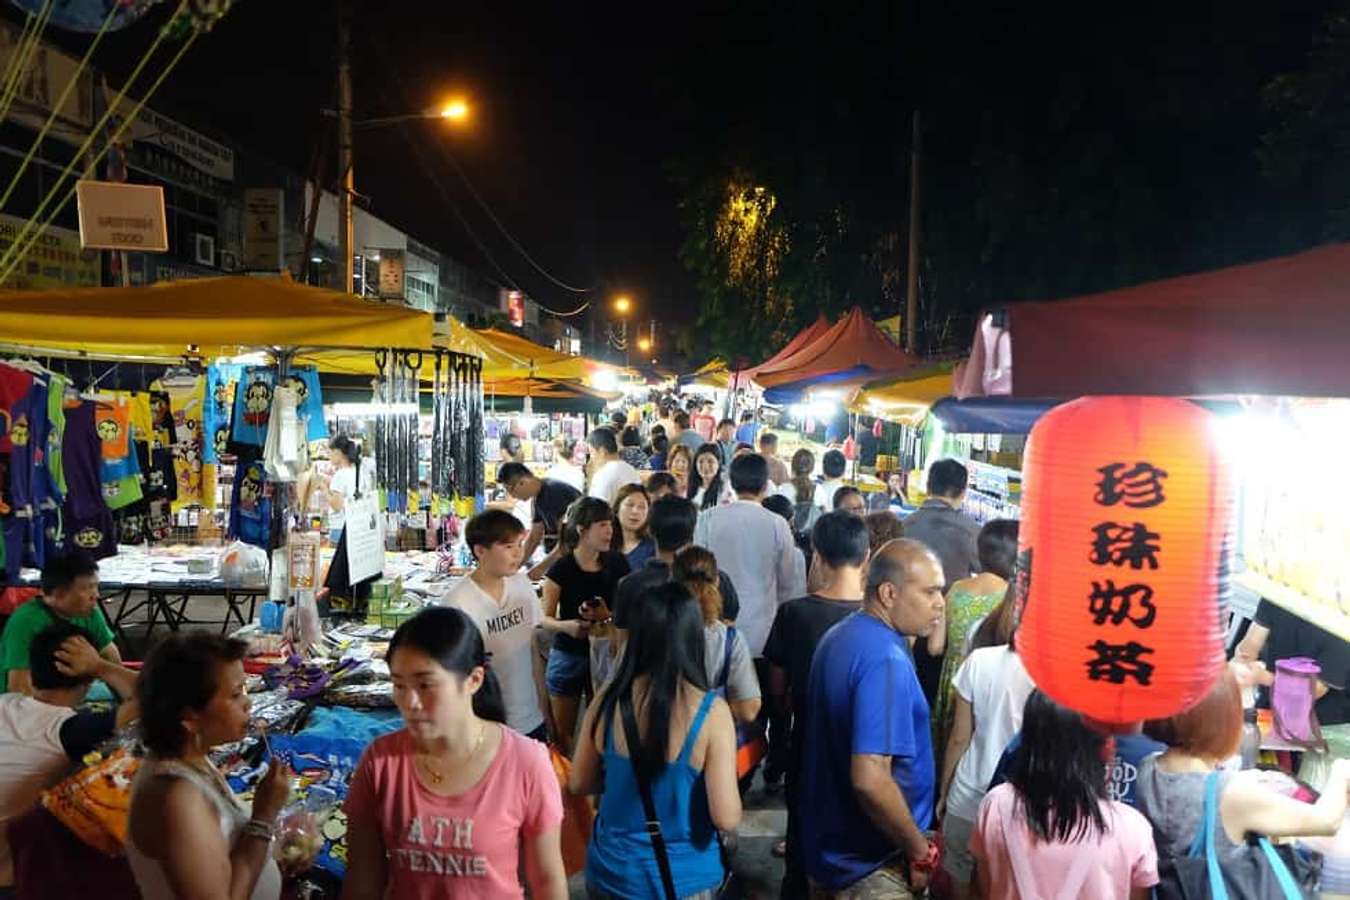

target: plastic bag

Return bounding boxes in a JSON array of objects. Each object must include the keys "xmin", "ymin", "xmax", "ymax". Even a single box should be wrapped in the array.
[
  {"xmin": 549, "ymin": 744, "xmax": 593, "ymax": 876},
  {"xmin": 220, "ymin": 540, "xmax": 269, "ymax": 588}
]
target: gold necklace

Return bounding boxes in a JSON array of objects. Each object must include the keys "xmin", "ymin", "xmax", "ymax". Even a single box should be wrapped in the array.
[{"xmin": 418, "ymin": 724, "xmax": 487, "ymax": 785}]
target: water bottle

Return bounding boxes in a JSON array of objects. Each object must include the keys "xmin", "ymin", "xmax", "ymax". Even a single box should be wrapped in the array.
[{"xmin": 1239, "ymin": 707, "xmax": 1261, "ymax": 769}]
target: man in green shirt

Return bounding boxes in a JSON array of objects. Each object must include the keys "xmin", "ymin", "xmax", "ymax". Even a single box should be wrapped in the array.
[{"xmin": 1, "ymin": 552, "xmax": 126, "ymax": 695}]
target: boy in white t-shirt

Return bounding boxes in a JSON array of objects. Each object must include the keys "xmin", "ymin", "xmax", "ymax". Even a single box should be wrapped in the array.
[
  {"xmin": 441, "ymin": 510, "xmax": 550, "ymax": 740},
  {"xmin": 0, "ymin": 621, "xmax": 138, "ymax": 890}
]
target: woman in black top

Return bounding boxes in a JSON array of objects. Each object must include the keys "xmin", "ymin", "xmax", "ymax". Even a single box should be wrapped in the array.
[{"xmin": 541, "ymin": 497, "xmax": 630, "ymax": 755}]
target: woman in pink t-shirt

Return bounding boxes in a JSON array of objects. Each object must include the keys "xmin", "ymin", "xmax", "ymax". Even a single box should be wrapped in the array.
[
  {"xmin": 343, "ymin": 608, "xmax": 567, "ymax": 900},
  {"xmin": 970, "ymin": 691, "xmax": 1159, "ymax": 900}
]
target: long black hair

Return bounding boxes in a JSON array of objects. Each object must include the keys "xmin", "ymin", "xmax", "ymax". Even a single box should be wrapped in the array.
[
  {"xmin": 688, "ymin": 443, "xmax": 726, "ymax": 510},
  {"xmin": 591, "ymin": 581, "xmax": 708, "ymax": 781},
  {"xmin": 387, "ymin": 607, "xmax": 506, "ymax": 724},
  {"xmin": 1007, "ymin": 691, "xmax": 1108, "ymax": 844}
]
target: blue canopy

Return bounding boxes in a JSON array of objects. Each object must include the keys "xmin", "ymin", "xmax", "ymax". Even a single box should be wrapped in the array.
[{"xmin": 929, "ymin": 397, "xmax": 1058, "ymax": 434}]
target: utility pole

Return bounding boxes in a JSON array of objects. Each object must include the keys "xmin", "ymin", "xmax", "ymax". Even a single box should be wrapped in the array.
[
  {"xmin": 905, "ymin": 108, "xmax": 921, "ymax": 354},
  {"xmin": 337, "ymin": 0, "xmax": 354, "ymax": 294}
]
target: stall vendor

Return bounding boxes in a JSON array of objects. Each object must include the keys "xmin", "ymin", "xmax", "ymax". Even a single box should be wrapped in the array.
[
  {"xmin": 1235, "ymin": 598, "xmax": 1350, "ymax": 726},
  {"xmin": 325, "ymin": 434, "xmax": 361, "ymax": 544},
  {"xmin": 1, "ymin": 553, "xmax": 127, "ymax": 696}
]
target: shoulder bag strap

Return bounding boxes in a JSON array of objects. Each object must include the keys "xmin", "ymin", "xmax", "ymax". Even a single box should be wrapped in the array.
[
  {"xmin": 620, "ymin": 692, "xmax": 679, "ymax": 900},
  {"xmin": 1257, "ymin": 838, "xmax": 1304, "ymax": 900},
  {"xmin": 1201, "ymin": 771, "xmax": 1231, "ymax": 900},
  {"xmin": 719, "ymin": 626, "xmax": 736, "ymax": 689}
]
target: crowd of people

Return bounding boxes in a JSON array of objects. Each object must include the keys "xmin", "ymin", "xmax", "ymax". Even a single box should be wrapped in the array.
[{"xmin": 0, "ymin": 394, "xmax": 1343, "ymax": 900}]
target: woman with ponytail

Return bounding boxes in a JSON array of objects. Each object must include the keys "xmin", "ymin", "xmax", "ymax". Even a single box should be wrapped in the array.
[
  {"xmin": 343, "ymin": 607, "xmax": 567, "ymax": 899},
  {"xmin": 572, "ymin": 581, "xmax": 741, "ymax": 899}
]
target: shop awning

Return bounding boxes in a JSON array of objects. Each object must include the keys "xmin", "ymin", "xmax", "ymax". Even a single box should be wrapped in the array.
[
  {"xmin": 484, "ymin": 377, "xmax": 618, "ymax": 414},
  {"xmin": 729, "ymin": 315, "xmax": 832, "ymax": 388},
  {"xmin": 472, "ymin": 328, "xmax": 600, "ymax": 383},
  {"xmin": 0, "ymin": 275, "xmax": 433, "ymax": 357},
  {"xmin": 930, "ymin": 397, "xmax": 1056, "ymax": 434},
  {"xmin": 754, "ymin": 307, "xmax": 918, "ymax": 389},
  {"xmin": 954, "ymin": 243, "xmax": 1350, "ymax": 399},
  {"xmin": 846, "ymin": 368, "xmax": 956, "ymax": 426},
  {"xmin": 680, "ymin": 358, "xmax": 733, "ymax": 389}
]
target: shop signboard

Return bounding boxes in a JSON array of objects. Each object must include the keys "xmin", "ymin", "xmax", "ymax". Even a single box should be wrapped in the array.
[
  {"xmin": 506, "ymin": 290, "xmax": 525, "ymax": 328},
  {"xmin": 0, "ymin": 23, "xmax": 94, "ymax": 141},
  {"xmin": 242, "ymin": 188, "xmax": 284, "ymax": 271},
  {"xmin": 0, "ymin": 213, "xmax": 100, "ymax": 289},
  {"xmin": 377, "ymin": 249, "xmax": 406, "ymax": 300},
  {"xmin": 128, "ymin": 107, "xmax": 235, "ymax": 182},
  {"xmin": 75, "ymin": 181, "xmax": 168, "ymax": 252}
]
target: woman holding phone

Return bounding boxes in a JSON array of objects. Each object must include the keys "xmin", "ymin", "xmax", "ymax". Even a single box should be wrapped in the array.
[{"xmin": 541, "ymin": 498, "xmax": 630, "ymax": 755}]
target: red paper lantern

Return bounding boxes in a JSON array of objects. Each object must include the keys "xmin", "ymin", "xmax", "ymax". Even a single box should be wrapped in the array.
[{"xmin": 1013, "ymin": 396, "xmax": 1234, "ymax": 724}]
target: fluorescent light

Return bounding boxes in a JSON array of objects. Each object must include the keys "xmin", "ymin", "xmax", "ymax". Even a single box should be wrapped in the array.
[
  {"xmin": 311, "ymin": 256, "xmax": 323, "ymax": 263},
  {"xmin": 328, "ymin": 402, "xmax": 420, "ymax": 417}
]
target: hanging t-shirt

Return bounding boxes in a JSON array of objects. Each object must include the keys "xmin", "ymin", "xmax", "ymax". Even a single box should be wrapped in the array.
[
  {"xmin": 203, "ymin": 363, "xmax": 241, "ymax": 464},
  {"xmin": 137, "ymin": 443, "xmax": 178, "ymax": 504},
  {"xmin": 6, "ymin": 379, "xmax": 45, "ymax": 517},
  {"xmin": 442, "ymin": 574, "xmax": 546, "ymax": 735},
  {"xmin": 161, "ymin": 378, "xmax": 205, "ymax": 512},
  {"xmin": 231, "ymin": 368, "xmax": 275, "ymax": 448},
  {"xmin": 61, "ymin": 402, "xmax": 106, "ymax": 521},
  {"xmin": 229, "ymin": 452, "xmax": 271, "ymax": 548},
  {"xmin": 276, "ymin": 367, "xmax": 328, "ymax": 442},
  {"xmin": 114, "ymin": 500, "xmax": 148, "ymax": 545},
  {"xmin": 123, "ymin": 392, "xmax": 153, "ymax": 444},
  {"xmin": 63, "ymin": 505, "xmax": 116, "ymax": 560},
  {"xmin": 344, "ymin": 727, "xmax": 563, "ymax": 900},
  {"xmin": 94, "ymin": 401, "xmax": 131, "ymax": 461},
  {"xmin": 148, "ymin": 392, "xmax": 176, "ymax": 448},
  {"xmin": 0, "ymin": 365, "xmax": 33, "ymax": 454},
  {"xmin": 43, "ymin": 375, "xmax": 66, "ymax": 504},
  {"xmin": 145, "ymin": 498, "xmax": 173, "ymax": 543}
]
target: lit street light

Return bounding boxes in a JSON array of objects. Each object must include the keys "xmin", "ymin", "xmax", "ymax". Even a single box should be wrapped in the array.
[
  {"xmin": 614, "ymin": 295, "xmax": 632, "ymax": 314},
  {"xmin": 440, "ymin": 98, "xmax": 470, "ymax": 121},
  {"xmin": 637, "ymin": 337, "xmax": 652, "ymax": 353}
]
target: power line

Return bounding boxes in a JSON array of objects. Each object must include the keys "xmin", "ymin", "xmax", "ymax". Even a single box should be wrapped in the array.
[
  {"xmin": 366, "ymin": 32, "xmax": 599, "ymax": 315},
  {"xmin": 437, "ymin": 146, "xmax": 593, "ymax": 294}
]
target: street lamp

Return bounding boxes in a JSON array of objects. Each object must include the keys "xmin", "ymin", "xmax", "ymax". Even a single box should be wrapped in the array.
[
  {"xmin": 614, "ymin": 295, "xmax": 632, "ymax": 315},
  {"xmin": 637, "ymin": 337, "xmax": 652, "ymax": 353},
  {"xmin": 325, "ymin": 96, "xmax": 473, "ymax": 294}
]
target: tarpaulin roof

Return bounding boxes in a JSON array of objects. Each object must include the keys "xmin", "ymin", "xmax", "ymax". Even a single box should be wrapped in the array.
[
  {"xmin": 0, "ymin": 275, "xmax": 433, "ymax": 357},
  {"xmin": 302, "ymin": 324, "xmax": 613, "ymax": 387},
  {"xmin": 730, "ymin": 315, "xmax": 832, "ymax": 387},
  {"xmin": 931, "ymin": 397, "xmax": 1056, "ymax": 434},
  {"xmin": 846, "ymin": 367, "xmax": 956, "ymax": 426},
  {"xmin": 754, "ymin": 307, "xmax": 918, "ymax": 389},
  {"xmin": 680, "ymin": 358, "xmax": 733, "ymax": 389},
  {"xmin": 954, "ymin": 243, "xmax": 1350, "ymax": 399}
]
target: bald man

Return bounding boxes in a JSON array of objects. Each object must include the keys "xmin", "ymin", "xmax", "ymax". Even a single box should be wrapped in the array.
[{"xmin": 798, "ymin": 539, "xmax": 946, "ymax": 898}]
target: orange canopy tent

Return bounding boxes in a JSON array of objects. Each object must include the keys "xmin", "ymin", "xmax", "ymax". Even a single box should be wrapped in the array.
[
  {"xmin": 728, "ymin": 315, "xmax": 832, "ymax": 388},
  {"xmin": 753, "ymin": 307, "xmax": 918, "ymax": 393}
]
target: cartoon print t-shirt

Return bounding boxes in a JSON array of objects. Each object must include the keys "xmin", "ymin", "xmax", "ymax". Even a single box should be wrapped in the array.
[
  {"xmin": 229, "ymin": 451, "xmax": 271, "ymax": 548},
  {"xmin": 204, "ymin": 363, "xmax": 241, "ymax": 464},
  {"xmin": 94, "ymin": 402, "xmax": 131, "ymax": 460},
  {"xmin": 160, "ymin": 378, "xmax": 205, "ymax": 511},
  {"xmin": 148, "ymin": 391, "xmax": 176, "ymax": 448},
  {"xmin": 231, "ymin": 368, "xmax": 275, "ymax": 448},
  {"xmin": 0, "ymin": 365, "xmax": 33, "ymax": 454}
]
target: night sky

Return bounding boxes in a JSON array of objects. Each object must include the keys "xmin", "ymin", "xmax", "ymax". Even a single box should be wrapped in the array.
[{"xmin": 39, "ymin": 0, "xmax": 1350, "ymax": 345}]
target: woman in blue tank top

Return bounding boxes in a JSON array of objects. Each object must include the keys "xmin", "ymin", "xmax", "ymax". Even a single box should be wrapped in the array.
[{"xmin": 570, "ymin": 580, "xmax": 742, "ymax": 899}]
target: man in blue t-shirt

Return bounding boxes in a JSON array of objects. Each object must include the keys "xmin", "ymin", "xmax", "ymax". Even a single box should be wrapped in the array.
[{"xmin": 799, "ymin": 539, "xmax": 947, "ymax": 897}]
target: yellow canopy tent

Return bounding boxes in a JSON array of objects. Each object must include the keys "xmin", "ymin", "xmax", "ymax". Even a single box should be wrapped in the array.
[
  {"xmin": 0, "ymin": 275, "xmax": 433, "ymax": 357},
  {"xmin": 845, "ymin": 368, "xmax": 955, "ymax": 426},
  {"xmin": 682, "ymin": 357, "xmax": 734, "ymax": 389},
  {"xmin": 472, "ymin": 328, "xmax": 599, "ymax": 383}
]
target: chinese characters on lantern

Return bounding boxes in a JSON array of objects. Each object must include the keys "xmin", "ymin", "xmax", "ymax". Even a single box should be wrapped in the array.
[{"xmin": 1086, "ymin": 462, "xmax": 1168, "ymax": 686}]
